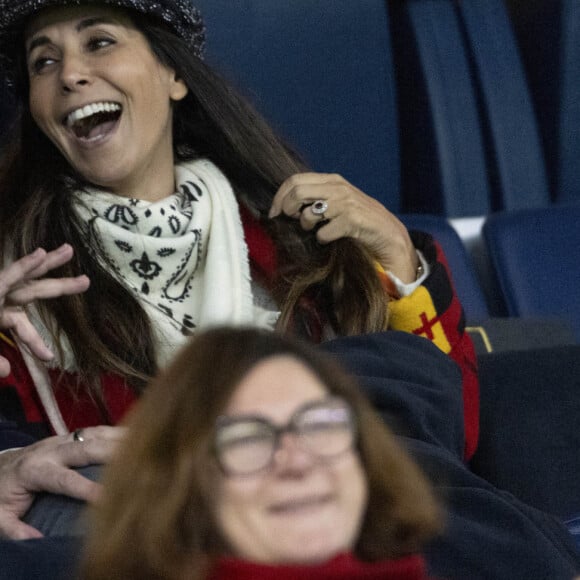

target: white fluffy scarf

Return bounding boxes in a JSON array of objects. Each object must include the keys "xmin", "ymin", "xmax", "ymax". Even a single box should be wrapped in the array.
[
  {"xmin": 20, "ymin": 159, "xmax": 278, "ymax": 434},
  {"xmin": 73, "ymin": 158, "xmax": 278, "ymax": 365}
]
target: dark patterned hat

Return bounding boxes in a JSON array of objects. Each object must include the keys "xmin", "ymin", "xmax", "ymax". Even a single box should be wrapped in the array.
[{"xmin": 0, "ymin": 0, "xmax": 205, "ymax": 86}]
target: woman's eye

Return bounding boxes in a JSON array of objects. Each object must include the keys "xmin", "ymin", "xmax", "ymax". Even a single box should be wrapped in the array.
[
  {"xmin": 223, "ymin": 433, "xmax": 271, "ymax": 449},
  {"xmin": 88, "ymin": 37, "xmax": 115, "ymax": 51},
  {"xmin": 31, "ymin": 57, "xmax": 56, "ymax": 74}
]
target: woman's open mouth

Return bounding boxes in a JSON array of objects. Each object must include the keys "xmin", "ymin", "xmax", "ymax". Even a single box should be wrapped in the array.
[{"xmin": 64, "ymin": 101, "xmax": 122, "ymax": 142}]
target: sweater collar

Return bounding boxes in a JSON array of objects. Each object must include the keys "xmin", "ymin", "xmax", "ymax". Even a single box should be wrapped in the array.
[{"xmin": 209, "ymin": 552, "xmax": 430, "ymax": 580}]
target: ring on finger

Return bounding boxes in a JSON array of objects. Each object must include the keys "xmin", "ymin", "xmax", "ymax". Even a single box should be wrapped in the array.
[
  {"xmin": 72, "ymin": 428, "xmax": 85, "ymax": 443},
  {"xmin": 311, "ymin": 200, "xmax": 329, "ymax": 220}
]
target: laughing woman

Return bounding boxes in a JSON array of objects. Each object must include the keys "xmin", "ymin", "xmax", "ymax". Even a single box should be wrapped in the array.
[{"xmin": 0, "ymin": 0, "xmax": 476, "ymax": 540}]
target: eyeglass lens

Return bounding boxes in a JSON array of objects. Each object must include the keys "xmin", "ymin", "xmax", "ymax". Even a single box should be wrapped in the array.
[{"xmin": 215, "ymin": 398, "xmax": 355, "ymax": 476}]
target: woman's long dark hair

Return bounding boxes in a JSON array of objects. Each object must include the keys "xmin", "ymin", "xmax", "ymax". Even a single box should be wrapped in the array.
[{"xmin": 0, "ymin": 12, "xmax": 389, "ymax": 408}]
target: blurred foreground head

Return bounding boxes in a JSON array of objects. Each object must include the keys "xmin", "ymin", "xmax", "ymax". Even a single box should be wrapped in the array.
[{"xmin": 83, "ymin": 327, "xmax": 441, "ymax": 579}]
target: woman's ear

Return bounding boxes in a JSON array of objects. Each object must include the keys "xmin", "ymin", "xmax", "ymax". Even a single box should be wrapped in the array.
[{"xmin": 169, "ymin": 72, "xmax": 189, "ymax": 102}]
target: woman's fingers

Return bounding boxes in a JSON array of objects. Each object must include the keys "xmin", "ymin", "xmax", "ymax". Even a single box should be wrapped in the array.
[
  {"xmin": 0, "ymin": 512, "xmax": 45, "ymax": 540},
  {"xmin": 0, "ymin": 356, "xmax": 11, "ymax": 378},
  {"xmin": 0, "ymin": 245, "xmax": 88, "ymax": 306},
  {"xmin": 26, "ymin": 243, "xmax": 76, "ymax": 279},
  {"xmin": 0, "ymin": 245, "xmax": 90, "ymax": 375},
  {"xmin": 8, "ymin": 274, "xmax": 90, "ymax": 305},
  {"xmin": 2, "ymin": 309, "xmax": 55, "ymax": 363},
  {"xmin": 18, "ymin": 428, "xmax": 123, "ymax": 498},
  {"xmin": 270, "ymin": 173, "xmax": 419, "ymax": 281},
  {"xmin": 0, "ymin": 276, "xmax": 90, "ymax": 368},
  {"xmin": 269, "ymin": 173, "xmax": 341, "ymax": 218},
  {"xmin": 0, "ymin": 427, "xmax": 126, "ymax": 539},
  {"xmin": 0, "ymin": 249, "xmax": 48, "ymax": 299}
]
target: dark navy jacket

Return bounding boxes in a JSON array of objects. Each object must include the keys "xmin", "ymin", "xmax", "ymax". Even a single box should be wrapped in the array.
[
  {"xmin": 323, "ymin": 332, "xmax": 580, "ymax": 580},
  {"xmin": 1, "ymin": 332, "xmax": 578, "ymax": 580}
]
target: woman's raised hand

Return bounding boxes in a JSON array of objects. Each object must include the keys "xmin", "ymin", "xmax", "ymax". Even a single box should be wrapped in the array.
[
  {"xmin": 0, "ymin": 244, "xmax": 90, "ymax": 377},
  {"xmin": 269, "ymin": 173, "xmax": 419, "ymax": 283}
]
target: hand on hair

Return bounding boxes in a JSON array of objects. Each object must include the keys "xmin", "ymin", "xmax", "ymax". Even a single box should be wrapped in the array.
[
  {"xmin": 269, "ymin": 173, "xmax": 419, "ymax": 283},
  {"xmin": 0, "ymin": 244, "xmax": 90, "ymax": 377},
  {"xmin": 0, "ymin": 426, "xmax": 125, "ymax": 540}
]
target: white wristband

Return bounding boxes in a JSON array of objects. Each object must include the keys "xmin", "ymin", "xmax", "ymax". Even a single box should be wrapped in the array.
[{"xmin": 386, "ymin": 250, "xmax": 430, "ymax": 297}]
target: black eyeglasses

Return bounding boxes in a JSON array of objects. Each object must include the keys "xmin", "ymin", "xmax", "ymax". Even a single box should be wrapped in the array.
[{"xmin": 214, "ymin": 397, "xmax": 357, "ymax": 476}]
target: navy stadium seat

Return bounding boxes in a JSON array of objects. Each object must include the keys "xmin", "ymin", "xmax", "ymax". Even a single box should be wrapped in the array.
[
  {"xmin": 400, "ymin": 214, "xmax": 489, "ymax": 321},
  {"xmin": 539, "ymin": 0, "xmax": 580, "ymax": 207},
  {"xmin": 195, "ymin": 0, "xmax": 401, "ymax": 211},
  {"xmin": 507, "ymin": 0, "xmax": 580, "ymax": 206},
  {"xmin": 390, "ymin": 0, "xmax": 491, "ymax": 217},
  {"xmin": 483, "ymin": 206, "xmax": 580, "ymax": 341},
  {"xmin": 456, "ymin": 0, "xmax": 551, "ymax": 211}
]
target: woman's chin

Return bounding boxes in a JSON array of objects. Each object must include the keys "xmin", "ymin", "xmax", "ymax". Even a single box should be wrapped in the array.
[
  {"xmin": 255, "ymin": 508, "xmax": 357, "ymax": 565},
  {"xmin": 259, "ymin": 534, "xmax": 350, "ymax": 566}
]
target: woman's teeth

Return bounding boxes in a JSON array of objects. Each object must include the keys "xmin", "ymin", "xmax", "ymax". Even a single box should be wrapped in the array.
[{"xmin": 66, "ymin": 102, "xmax": 121, "ymax": 127}]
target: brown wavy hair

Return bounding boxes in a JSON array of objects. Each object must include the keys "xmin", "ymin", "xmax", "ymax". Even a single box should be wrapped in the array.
[
  {"xmin": 81, "ymin": 327, "xmax": 442, "ymax": 580},
  {"xmin": 0, "ymin": 8, "xmax": 389, "ymax": 407}
]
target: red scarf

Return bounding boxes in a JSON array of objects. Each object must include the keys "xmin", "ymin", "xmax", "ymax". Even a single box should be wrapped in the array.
[
  {"xmin": 209, "ymin": 552, "xmax": 433, "ymax": 580},
  {"xmin": 239, "ymin": 204, "xmax": 278, "ymax": 280}
]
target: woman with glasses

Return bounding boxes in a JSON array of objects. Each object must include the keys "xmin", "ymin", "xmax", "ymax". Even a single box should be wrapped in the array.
[{"xmin": 81, "ymin": 326, "xmax": 442, "ymax": 580}]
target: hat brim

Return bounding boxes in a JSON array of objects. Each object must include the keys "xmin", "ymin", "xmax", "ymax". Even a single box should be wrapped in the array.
[{"xmin": 0, "ymin": 0, "xmax": 205, "ymax": 82}]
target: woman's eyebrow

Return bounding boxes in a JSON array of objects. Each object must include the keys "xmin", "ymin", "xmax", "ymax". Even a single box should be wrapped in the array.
[
  {"xmin": 76, "ymin": 16, "xmax": 117, "ymax": 32},
  {"xmin": 27, "ymin": 17, "xmax": 117, "ymax": 56},
  {"xmin": 27, "ymin": 36, "xmax": 50, "ymax": 56}
]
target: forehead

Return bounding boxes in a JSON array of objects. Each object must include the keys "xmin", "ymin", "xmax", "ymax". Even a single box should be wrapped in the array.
[
  {"xmin": 224, "ymin": 355, "xmax": 329, "ymax": 422},
  {"xmin": 25, "ymin": 4, "xmax": 134, "ymax": 42}
]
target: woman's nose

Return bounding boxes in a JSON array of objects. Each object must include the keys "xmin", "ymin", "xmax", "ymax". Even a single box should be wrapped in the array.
[
  {"xmin": 272, "ymin": 433, "xmax": 315, "ymax": 475},
  {"xmin": 60, "ymin": 54, "xmax": 92, "ymax": 92}
]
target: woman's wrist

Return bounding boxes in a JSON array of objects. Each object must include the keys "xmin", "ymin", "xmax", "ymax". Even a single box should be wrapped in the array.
[{"xmin": 387, "ymin": 250, "xmax": 430, "ymax": 298}]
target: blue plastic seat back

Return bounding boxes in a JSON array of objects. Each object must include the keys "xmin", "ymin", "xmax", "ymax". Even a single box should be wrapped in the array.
[
  {"xmin": 505, "ymin": 1, "xmax": 561, "ymax": 204},
  {"xmin": 457, "ymin": 0, "xmax": 551, "ymax": 211},
  {"xmin": 507, "ymin": 0, "xmax": 580, "ymax": 206},
  {"xmin": 400, "ymin": 214, "xmax": 489, "ymax": 321},
  {"xmin": 390, "ymin": 0, "xmax": 491, "ymax": 217},
  {"xmin": 194, "ymin": 0, "xmax": 400, "ymax": 211},
  {"xmin": 483, "ymin": 206, "xmax": 580, "ymax": 341},
  {"xmin": 551, "ymin": 0, "xmax": 580, "ymax": 206}
]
